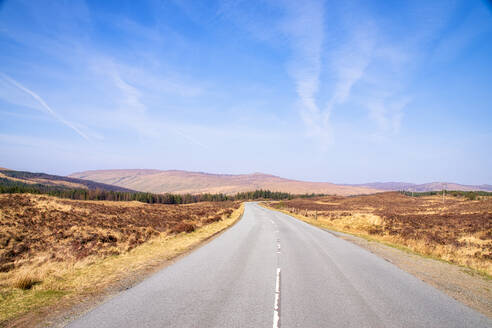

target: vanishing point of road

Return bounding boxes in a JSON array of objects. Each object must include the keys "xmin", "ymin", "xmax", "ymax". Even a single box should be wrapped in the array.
[{"xmin": 68, "ymin": 203, "xmax": 491, "ymax": 328}]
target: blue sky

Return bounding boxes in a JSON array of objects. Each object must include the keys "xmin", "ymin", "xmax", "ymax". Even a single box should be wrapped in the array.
[{"xmin": 0, "ymin": 0, "xmax": 491, "ymax": 184}]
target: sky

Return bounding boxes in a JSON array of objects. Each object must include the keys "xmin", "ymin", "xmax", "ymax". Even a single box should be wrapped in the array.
[{"xmin": 0, "ymin": 0, "xmax": 491, "ymax": 184}]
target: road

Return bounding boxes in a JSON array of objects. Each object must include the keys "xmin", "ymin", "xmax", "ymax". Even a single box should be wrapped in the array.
[{"xmin": 68, "ymin": 202, "xmax": 491, "ymax": 328}]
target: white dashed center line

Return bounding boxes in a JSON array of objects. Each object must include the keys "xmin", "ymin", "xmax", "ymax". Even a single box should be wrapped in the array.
[
  {"xmin": 273, "ymin": 267, "xmax": 281, "ymax": 328},
  {"xmin": 272, "ymin": 220, "xmax": 281, "ymax": 328}
]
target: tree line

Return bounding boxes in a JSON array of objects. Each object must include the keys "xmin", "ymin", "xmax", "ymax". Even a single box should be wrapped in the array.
[{"xmin": 0, "ymin": 178, "xmax": 322, "ymax": 204}]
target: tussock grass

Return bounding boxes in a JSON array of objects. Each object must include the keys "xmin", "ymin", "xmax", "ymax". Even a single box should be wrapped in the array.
[{"xmin": 12, "ymin": 274, "xmax": 39, "ymax": 290}]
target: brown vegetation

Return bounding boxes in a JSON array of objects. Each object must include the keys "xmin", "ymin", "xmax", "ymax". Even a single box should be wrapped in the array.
[
  {"xmin": 0, "ymin": 194, "xmax": 241, "ymax": 323},
  {"xmin": 266, "ymin": 192, "xmax": 492, "ymax": 275},
  {"xmin": 0, "ymin": 194, "xmax": 239, "ymax": 274}
]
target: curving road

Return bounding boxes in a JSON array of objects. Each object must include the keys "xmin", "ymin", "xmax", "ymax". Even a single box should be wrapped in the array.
[{"xmin": 67, "ymin": 202, "xmax": 491, "ymax": 328}]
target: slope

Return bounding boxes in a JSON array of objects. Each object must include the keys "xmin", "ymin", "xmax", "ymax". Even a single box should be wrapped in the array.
[{"xmin": 0, "ymin": 169, "xmax": 135, "ymax": 192}]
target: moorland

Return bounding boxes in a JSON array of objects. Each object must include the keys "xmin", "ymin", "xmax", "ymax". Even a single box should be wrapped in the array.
[{"xmin": 0, "ymin": 193, "xmax": 242, "ymax": 324}]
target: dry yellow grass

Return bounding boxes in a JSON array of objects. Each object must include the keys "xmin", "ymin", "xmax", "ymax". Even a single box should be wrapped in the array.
[
  {"xmin": 12, "ymin": 274, "xmax": 40, "ymax": 290},
  {"xmin": 0, "ymin": 195, "xmax": 244, "ymax": 324}
]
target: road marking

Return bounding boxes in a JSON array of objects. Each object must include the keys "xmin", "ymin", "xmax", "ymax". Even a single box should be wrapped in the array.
[
  {"xmin": 270, "ymin": 214, "xmax": 281, "ymax": 328},
  {"xmin": 273, "ymin": 220, "xmax": 281, "ymax": 328},
  {"xmin": 273, "ymin": 267, "xmax": 281, "ymax": 328},
  {"xmin": 275, "ymin": 268, "xmax": 280, "ymax": 294}
]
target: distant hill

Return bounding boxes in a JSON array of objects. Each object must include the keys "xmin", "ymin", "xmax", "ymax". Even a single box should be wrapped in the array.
[
  {"xmin": 347, "ymin": 182, "xmax": 492, "ymax": 192},
  {"xmin": 346, "ymin": 182, "xmax": 416, "ymax": 191},
  {"xmin": 8, "ymin": 167, "xmax": 488, "ymax": 195},
  {"xmin": 477, "ymin": 184, "xmax": 492, "ymax": 191},
  {"xmin": 0, "ymin": 169, "xmax": 135, "ymax": 192},
  {"xmin": 69, "ymin": 169, "xmax": 381, "ymax": 196}
]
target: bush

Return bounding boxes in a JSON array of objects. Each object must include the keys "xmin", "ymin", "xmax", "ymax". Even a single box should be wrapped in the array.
[
  {"xmin": 203, "ymin": 215, "xmax": 222, "ymax": 224},
  {"xmin": 170, "ymin": 222, "xmax": 196, "ymax": 234}
]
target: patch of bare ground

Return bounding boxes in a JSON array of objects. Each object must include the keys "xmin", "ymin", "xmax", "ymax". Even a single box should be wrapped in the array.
[{"xmin": 0, "ymin": 194, "xmax": 243, "ymax": 327}]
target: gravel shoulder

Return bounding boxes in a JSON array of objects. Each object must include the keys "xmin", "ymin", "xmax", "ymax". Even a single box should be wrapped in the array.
[{"xmin": 327, "ymin": 229, "xmax": 492, "ymax": 318}]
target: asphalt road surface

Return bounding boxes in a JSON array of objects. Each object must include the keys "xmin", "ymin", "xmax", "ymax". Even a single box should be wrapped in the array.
[{"xmin": 68, "ymin": 202, "xmax": 491, "ymax": 328}]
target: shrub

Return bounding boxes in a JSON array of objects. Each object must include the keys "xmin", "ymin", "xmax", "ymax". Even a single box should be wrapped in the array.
[
  {"xmin": 203, "ymin": 215, "xmax": 222, "ymax": 224},
  {"xmin": 170, "ymin": 222, "xmax": 196, "ymax": 234},
  {"xmin": 368, "ymin": 227, "xmax": 383, "ymax": 235}
]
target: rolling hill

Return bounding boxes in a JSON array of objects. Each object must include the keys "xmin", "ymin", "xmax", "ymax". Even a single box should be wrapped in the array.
[
  {"xmin": 0, "ymin": 169, "xmax": 135, "ymax": 192},
  {"xmin": 69, "ymin": 169, "xmax": 381, "ymax": 196}
]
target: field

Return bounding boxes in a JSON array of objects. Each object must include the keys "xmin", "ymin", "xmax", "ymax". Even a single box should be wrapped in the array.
[
  {"xmin": 266, "ymin": 192, "xmax": 492, "ymax": 275},
  {"xmin": 0, "ymin": 194, "xmax": 242, "ymax": 324}
]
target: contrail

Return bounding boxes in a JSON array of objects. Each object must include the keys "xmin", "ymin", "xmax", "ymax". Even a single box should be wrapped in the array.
[{"xmin": 0, "ymin": 73, "xmax": 90, "ymax": 141}]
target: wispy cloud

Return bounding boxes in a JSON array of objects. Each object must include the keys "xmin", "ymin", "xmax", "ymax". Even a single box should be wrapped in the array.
[
  {"xmin": 325, "ymin": 23, "xmax": 375, "ymax": 113},
  {"xmin": 280, "ymin": 1, "xmax": 464, "ymax": 145},
  {"xmin": 0, "ymin": 73, "xmax": 90, "ymax": 141},
  {"xmin": 282, "ymin": 1, "xmax": 328, "ymax": 142},
  {"xmin": 282, "ymin": 2, "xmax": 376, "ymax": 146},
  {"xmin": 367, "ymin": 96, "xmax": 411, "ymax": 133}
]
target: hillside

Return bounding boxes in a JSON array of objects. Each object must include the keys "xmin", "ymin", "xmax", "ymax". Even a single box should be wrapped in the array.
[
  {"xmin": 70, "ymin": 169, "xmax": 381, "ymax": 196},
  {"xmin": 0, "ymin": 169, "xmax": 135, "ymax": 192},
  {"xmin": 349, "ymin": 182, "xmax": 492, "ymax": 192}
]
